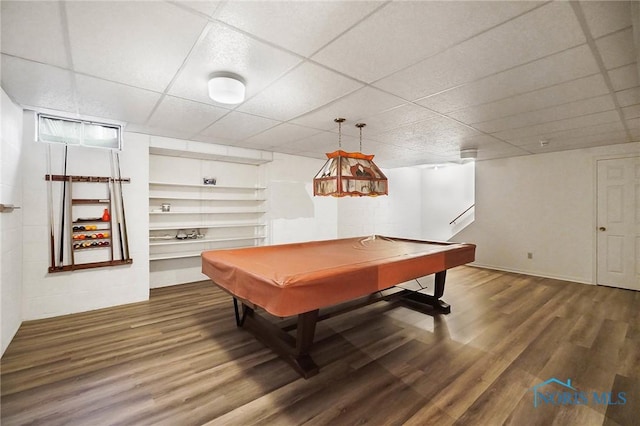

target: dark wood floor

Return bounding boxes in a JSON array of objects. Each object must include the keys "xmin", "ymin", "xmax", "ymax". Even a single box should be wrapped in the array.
[{"xmin": 2, "ymin": 266, "xmax": 639, "ymax": 425}]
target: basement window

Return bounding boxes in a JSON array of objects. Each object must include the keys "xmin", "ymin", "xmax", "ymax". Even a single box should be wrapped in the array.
[{"xmin": 37, "ymin": 113, "xmax": 122, "ymax": 150}]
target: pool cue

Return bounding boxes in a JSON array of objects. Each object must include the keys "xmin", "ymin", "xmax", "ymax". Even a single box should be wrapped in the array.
[
  {"xmin": 110, "ymin": 151, "xmax": 125, "ymax": 261},
  {"xmin": 59, "ymin": 145, "xmax": 68, "ymax": 267},
  {"xmin": 46, "ymin": 144, "xmax": 56, "ymax": 269},
  {"xmin": 116, "ymin": 152, "xmax": 130, "ymax": 260}
]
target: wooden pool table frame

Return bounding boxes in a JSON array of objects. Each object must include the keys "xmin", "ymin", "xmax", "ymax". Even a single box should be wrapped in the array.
[{"xmin": 228, "ymin": 270, "xmax": 450, "ymax": 379}]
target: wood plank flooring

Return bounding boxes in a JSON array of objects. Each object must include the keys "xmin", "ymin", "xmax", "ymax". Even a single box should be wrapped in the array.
[{"xmin": 2, "ymin": 266, "xmax": 639, "ymax": 425}]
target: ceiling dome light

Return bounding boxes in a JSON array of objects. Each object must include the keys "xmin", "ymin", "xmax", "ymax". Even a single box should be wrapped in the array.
[
  {"xmin": 460, "ymin": 148, "xmax": 478, "ymax": 161},
  {"xmin": 208, "ymin": 73, "xmax": 246, "ymax": 104}
]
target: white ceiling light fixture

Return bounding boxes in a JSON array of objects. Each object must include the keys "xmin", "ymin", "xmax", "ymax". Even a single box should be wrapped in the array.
[
  {"xmin": 208, "ymin": 72, "xmax": 246, "ymax": 104},
  {"xmin": 460, "ymin": 148, "xmax": 478, "ymax": 162}
]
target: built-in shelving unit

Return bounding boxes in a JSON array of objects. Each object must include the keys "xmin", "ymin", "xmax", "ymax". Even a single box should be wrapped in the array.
[{"xmin": 148, "ymin": 153, "xmax": 268, "ymax": 287}]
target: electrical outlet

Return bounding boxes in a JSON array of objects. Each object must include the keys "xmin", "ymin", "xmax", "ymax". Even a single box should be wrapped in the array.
[{"xmin": 527, "ymin": 252, "xmax": 533, "ymax": 259}]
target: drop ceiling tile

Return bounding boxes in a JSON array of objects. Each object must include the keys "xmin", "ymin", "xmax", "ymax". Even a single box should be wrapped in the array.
[
  {"xmin": 609, "ymin": 63, "xmax": 639, "ymax": 91},
  {"xmin": 312, "ymin": 1, "xmax": 542, "ymax": 83},
  {"xmin": 375, "ymin": 1, "xmax": 584, "ymax": 100},
  {"xmin": 65, "ymin": 1, "xmax": 207, "ymax": 92},
  {"xmin": 189, "ymin": 133, "xmax": 238, "ymax": 146},
  {"xmin": 290, "ymin": 131, "xmax": 360, "ymax": 154},
  {"xmin": 469, "ymin": 141, "xmax": 531, "ymax": 161},
  {"xmin": 382, "ymin": 151, "xmax": 453, "ymax": 168},
  {"xmin": 216, "ymin": 1, "xmax": 383, "ymax": 57},
  {"xmin": 362, "ymin": 105, "xmax": 441, "ymax": 138},
  {"xmin": 457, "ymin": 134, "xmax": 513, "ymax": 150},
  {"xmin": 519, "ymin": 130, "xmax": 630, "ymax": 153},
  {"xmin": 615, "ymin": 87, "xmax": 640, "ymax": 107},
  {"xmin": 492, "ymin": 110, "xmax": 620, "ymax": 142},
  {"xmin": 446, "ymin": 73, "xmax": 609, "ymax": 124},
  {"xmin": 0, "ymin": 55, "xmax": 76, "ymax": 112},
  {"xmin": 125, "ymin": 123, "xmax": 200, "ymax": 142},
  {"xmin": 242, "ymin": 123, "xmax": 323, "ymax": 148},
  {"xmin": 580, "ymin": 0, "xmax": 631, "ymax": 38},
  {"xmin": 147, "ymin": 95, "xmax": 230, "ymax": 135},
  {"xmin": 375, "ymin": 117, "xmax": 481, "ymax": 151},
  {"xmin": 451, "ymin": 135, "xmax": 533, "ymax": 161},
  {"xmin": 502, "ymin": 120, "xmax": 625, "ymax": 146},
  {"xmin": 289, "ymin": 87, "xmax": 406, "ymax": 133},
  {"xmin": 199, "ymin": 111, "xmax": 279, "ymax": 140},
  {"xmin": 595, "ymin": 28, "xmax": 635, "ymax": 70},
  {"xmin": 237, "ymin": 62, "xmax": 363, "ymax": 121},
  {"xmin": 626, "ymin": 117, "xmax": 640, "ymax": 130},
  {"xmin": 473, "ymin": 94, "xmax": 616, "ymax": 133},
  {"xmin": 416, "ymin": 44, "xmax": 599, "ymax": 113},
  {"xmin": 169, "ymin": 22, "xmax": 301, "ymax": 106},
  {"xmin": 177, "ymin": 1, "xmax": 221, "ymax": 17},
  {"xmin": 0, "ymin": 1, "xmax": 68, "ymax": 68},
  {"xmin": 622, "ymin": 105, "xmax": 640, "ymax": 120},
  {"xmin": 477, "ymin": 148, "xmax": 532, "ymax": 161},
  {"xmin": 76, "ymin": 75, "xmax": 162, "ymax": 124}
]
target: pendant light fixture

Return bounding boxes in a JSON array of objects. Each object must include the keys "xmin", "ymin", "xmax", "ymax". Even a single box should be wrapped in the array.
[{"xmin": 313, "ymin": 118, "xmax": 388, "ymax": 197}]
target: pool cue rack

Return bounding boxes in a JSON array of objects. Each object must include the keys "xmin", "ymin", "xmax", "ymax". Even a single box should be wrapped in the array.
[{"xmin": 46, "ymin": 174, "xmax": 133, "ymax": 273}]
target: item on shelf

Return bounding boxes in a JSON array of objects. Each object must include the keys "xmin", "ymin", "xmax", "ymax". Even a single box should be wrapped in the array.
[
  {"xmin": 203, "ymin": 177, "xmax": 217, "ymax": 185},
  {"xmin": 161, "ymin": 203, "xmax": 171, "ymax": 212},
  {"xmin": 102, "ymin": 208, "xmax": 110, "ymax": 221},
  {"xmin": 176, "ymin": 229, "xmax": 187, "ymax": 240},
  {"xmin": 186, "ymin": 230, "xmax": 198, "ymax": 239},
  {"xmin": 77, "ymin": 217, "xmax": 101, "ymax": 222},
  {"xmin": 150, "ymin": 234, "xmax": 174, "ymax": 241}
]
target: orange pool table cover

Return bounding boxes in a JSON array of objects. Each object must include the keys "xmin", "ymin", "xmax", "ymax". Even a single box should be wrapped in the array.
[{"xmin": 201, "ymin": 236, "xmax": 476, "ymax": 317}]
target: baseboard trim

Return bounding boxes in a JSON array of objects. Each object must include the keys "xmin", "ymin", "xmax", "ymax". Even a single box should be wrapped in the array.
[{"xmin": 466, "ymin": 262, "xmax": 594, "ymax": 285}]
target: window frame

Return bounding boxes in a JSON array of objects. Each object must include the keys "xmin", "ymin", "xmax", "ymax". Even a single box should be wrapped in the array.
[{"xmin": 36, "ymin": 113, "xmax": 123, "ymax": 150}]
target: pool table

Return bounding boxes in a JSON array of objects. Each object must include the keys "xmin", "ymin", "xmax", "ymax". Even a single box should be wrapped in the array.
[{"xmin": 202, "ymin": 235, "xmax": 475, "ymax": 378}]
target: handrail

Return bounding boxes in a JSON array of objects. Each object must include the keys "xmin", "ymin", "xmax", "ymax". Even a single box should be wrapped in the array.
[{"xmin": 449, "ymin": 204, "xmax": 475, "ymax": 225}]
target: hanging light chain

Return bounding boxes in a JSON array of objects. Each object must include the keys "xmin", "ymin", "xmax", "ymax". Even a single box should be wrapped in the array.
[
  {"xmin": 356, "ymin": 123, "xmax": 366, "ymax": 152},
  {"xmin": 334, "ymin": 118, "xmax": 345, "ymax": 149}
]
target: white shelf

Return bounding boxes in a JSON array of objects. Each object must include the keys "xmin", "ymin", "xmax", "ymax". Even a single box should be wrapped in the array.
[
  {"xmin": 148, "ymin": 153, "xmax": 268, "ymax": 285},
  {"xmin": 149, "ymin": 195, "xmax": 265, "ymax": 201},
  {"xmin": 150, "ymin": 223, "xmax": 265, "ymax": 231},
  {"xmin": 149, "ymin": 181, "xmax": 266, "ymax": 190},
  {"xmin": 150, "ymin": 252, "xmax": 202, "ymax": 261},
  {"xmin": 149, "ymin": 209, "xmax": 266, "ymax": 214},
  {"xmin": 150, "ymin": 236, "xmax": 266, "ymax": 247},
  {"xmin": 150, "ymin": 240, "xmax": 264, "ymax": 261}
]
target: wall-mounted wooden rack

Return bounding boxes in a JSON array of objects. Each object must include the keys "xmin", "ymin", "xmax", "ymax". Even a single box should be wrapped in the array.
[
  {"xmin": 46, "ymin": 174, "xmax": 130, "ymax": 183},
  {"xmin": 47, "ymin": 173, "xmax": 132, "ymax": 273},
  {"xmin": 50, "ymin": 259, "xmax": 133, "ymax": 273}
]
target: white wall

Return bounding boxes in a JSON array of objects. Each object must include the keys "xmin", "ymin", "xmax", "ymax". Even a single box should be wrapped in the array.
[
  {"xmin": 335, "ymin": 163, "xmax": 475, "ymax": 241},
  {"xmin": 1, "ymin": 89, "xmax": 24, "ymax": 355},
  {"xmin": 265, "ymin": 152, "xmax": 338, "ymax": 244},
  {"xmin": 420, "ymin": 162, "xmax": 475, "ymax": 241},
  {"xmin": 21, "ymin": 117, "xmax": 149, "ymax": 320},
  {"xmin": 454, "ymin": 142, "xmax": 640, "ymax": 284},
  {"xmin": 337, "ymin": 167, "xmax": 423, "ymax": 238}
]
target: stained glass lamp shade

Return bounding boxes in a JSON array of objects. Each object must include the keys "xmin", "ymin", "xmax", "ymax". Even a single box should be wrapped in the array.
[{"xmin": 313, "ymin": 149, "xmax": 388, "ymax": 197}]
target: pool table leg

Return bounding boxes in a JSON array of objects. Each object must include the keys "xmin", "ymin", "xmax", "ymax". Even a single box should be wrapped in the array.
[
  {"xmin": 400, "ymin": 270, "xmax": 451, "ymax": 314},
  {"xmin": 239, "ymin": 304, "xmax": 320, "ymax": 379}
]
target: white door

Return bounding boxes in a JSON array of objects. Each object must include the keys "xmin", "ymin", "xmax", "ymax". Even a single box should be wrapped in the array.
[{"xmin": 596, "ymin": 157, "xmax": 640, "ymax": 290}]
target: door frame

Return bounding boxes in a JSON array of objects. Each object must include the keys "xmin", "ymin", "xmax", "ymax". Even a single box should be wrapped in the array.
[{"xmin": 593, "ymin": 152, "xmax": 640, "ymax": 287}]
